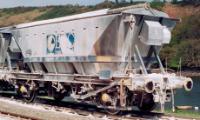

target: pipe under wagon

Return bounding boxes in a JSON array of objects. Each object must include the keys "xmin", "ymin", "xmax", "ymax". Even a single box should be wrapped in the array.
[{"xmin": 0, "ymin": 3, "xmax": 193, "ymax": 114}]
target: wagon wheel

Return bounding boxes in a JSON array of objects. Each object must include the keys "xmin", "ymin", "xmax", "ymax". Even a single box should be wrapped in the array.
[
  {"xmin": 138, "ymin": 93, "xmax": 156, "ymax": 112},
  {"xmin": 103, "ymin": 96, "xmax": 121, "ymax": 115},
  {"xmin": 18, "ymin": 81, "xmax": 38, "ymax": 103},
  {"xmin": 96, "ymin": 92, "xmax": 121, "ymax": 115},
  {"xmin": 52, "ymin": 87, "xmax": 65, "ymax": 101},
  {"xmin": 105, "ymin": 108, "xmax": 120, "ymax": 115}
]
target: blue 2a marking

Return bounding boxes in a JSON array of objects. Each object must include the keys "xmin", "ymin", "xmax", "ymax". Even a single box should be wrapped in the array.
[
  {"xmin": 47, "ymin": 33, "xmax": 76, "ymax": 54},
  {"xmin": 66, "ymin": 33, "xmax": 75, "ymax": 51},
  {"xmin": 47, "ymin": 34, "xmax": 62, "ymax": 54}
]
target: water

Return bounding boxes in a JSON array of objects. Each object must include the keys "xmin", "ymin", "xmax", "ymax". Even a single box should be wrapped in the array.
[
  {"xmin": 165, "ymin": 76, "xmax": 200, "ymax": 110},
  {"xmin": 174, "ymin": 77, "xmax": 200, "ymax": 107}
]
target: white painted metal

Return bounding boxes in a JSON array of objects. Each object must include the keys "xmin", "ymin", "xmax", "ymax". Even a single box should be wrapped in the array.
[
  {"xmin": 14, "ymin": 9, "xmax": 109, "ymax": 29},
  {"xmin": 140, "ymin": 20, "xmax": 171, "ymax": 45},
  {"xmin": 9, "ymin": 6, "xmax": 176, "ymax": 75}
]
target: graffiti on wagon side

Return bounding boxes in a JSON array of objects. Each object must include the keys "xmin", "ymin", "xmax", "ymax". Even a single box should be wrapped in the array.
[{"xmin": 47, "ymin": 33, "xmax": 76, "ymax": 54}]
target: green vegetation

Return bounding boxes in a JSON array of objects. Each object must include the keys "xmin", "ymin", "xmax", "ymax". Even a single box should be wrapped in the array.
[
  {"xmin": 150, "ymin": 1, "xmax": 165, "ymax": 10},
  {"xmin": 35, "ymin": 5, "xmax": 92, "ymax": 20},
  {"xmin": 165, "ymin": 109, "xmax": 200, "ymax": 119},
  {"xmin": 0, "ymin": 0, "xmax": 199, "ymax": 69},
  {"xmin": 0, "ymin": 7, "xmax": 37, "ymax": 16},
  {"xmin": 160, "ymin": 12, "xmax": 200, "ymax": 69},
  {"xmin": 0, "ymin": 7, "xmax": 49, "ymax": 27}
]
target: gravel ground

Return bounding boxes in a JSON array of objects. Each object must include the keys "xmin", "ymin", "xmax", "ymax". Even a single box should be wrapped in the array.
[
  {"xmin": 0, "ymin": 113, "xmax": 20, "ymax": 120},
  {"xmin": 0, "ymin": 98, "xmax": 109, "ymax": 120},
  {"xmin": 0, "ymin": 97, "xmax": 196, "ymax": 120}
]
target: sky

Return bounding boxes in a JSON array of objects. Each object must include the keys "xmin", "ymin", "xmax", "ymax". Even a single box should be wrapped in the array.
[{"xmin": 0, "ymin": 0, "xmax": 152, "ymax": 8}]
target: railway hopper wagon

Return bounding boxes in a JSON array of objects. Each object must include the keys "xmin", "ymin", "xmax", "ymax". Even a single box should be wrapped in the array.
[{"xmin": 0, "ymin": 3, "xmax": 193, "ymax": 114}]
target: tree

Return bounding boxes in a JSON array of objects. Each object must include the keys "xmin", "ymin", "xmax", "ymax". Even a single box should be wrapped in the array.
[
  {"xmin": 121, "ymin": 0, "xmax": 126, "ymax": 3},
  {"xmin": 115, "ymin": 0, "xmax": 119, "ymax": 4},
  {"xmin": 182, "ymin": 0, "xmax": 200, "ymax": 5},
  {"xmin": 177, "ymin": 40, "xmax": 200, "ymax": 67},
  {"xmin": 172, "ymin": 0, "xmax": 177, "ymax": 4},
  {"xmin": 153, "ymin": 0, "xmax": 161, "ymax": 2}
]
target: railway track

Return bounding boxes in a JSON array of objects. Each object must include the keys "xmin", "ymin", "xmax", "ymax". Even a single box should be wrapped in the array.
[
  {"xmin": 0, "ymin": 111, "xmax": 37, "ymax": 120},
  {"xmin": 0, "ymin": 92, "xmax": 193, "ymax": 120}
]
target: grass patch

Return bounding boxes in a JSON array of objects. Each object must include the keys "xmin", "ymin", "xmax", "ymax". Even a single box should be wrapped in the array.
[
  {"xmin": 150, "ymin": 2, "xmax": 165, "ymax": 11},
  {"xmin": 165, "ymin": 109, "xmax": 200, "ymax": 119},
  {"xmin": 0, "ymin": 7, "xmax": 37, "ymax": 17},
  {"xmin": 35, "ymin": 5, "xmax": 92, "ymax": 20},
  {"xmin": 0, "ymin": 9, "xmax": 46, "ymax": 27}
]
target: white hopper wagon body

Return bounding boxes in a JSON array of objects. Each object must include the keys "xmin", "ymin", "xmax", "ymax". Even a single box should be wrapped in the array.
[{"xmin": 0, "ymin": 3, "xmax": 193, "ymax": 113}]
